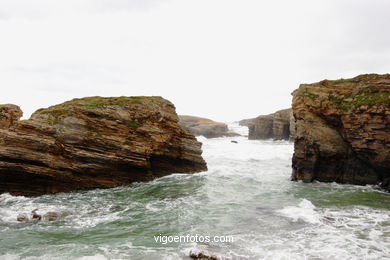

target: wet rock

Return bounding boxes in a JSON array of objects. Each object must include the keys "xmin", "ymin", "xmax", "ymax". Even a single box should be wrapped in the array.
[
  {"xmin": 0, "ymin": 96, "xmax": 207, "ymax": 196},
  {"xmin": 291, "ymin": 74, "xmax": 390, "ymax": 191},
  {"xmin": 179, "ymin": 115, "xmax": 239, "ymax": 138},
  {"xmin": 16, "ymin": 209, "xmax": 63, "ymax": 222},
  {"xmin": 31, "ymin": 209, "xmax": 42, "ymax": 221},
  {"xmin": 43, "ymin": 212, "xmax": 61, "ymax": 221},
  {"xmin": 189, "ymin": 251, "xmax": 218, "ymax": 260},
  {"xmin": 16, "ymin": 213, "xmax": 29, "ymax": 223}
]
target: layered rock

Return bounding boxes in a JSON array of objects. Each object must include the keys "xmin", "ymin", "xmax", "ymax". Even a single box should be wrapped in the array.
[
  {"xmin": 179, "ymin": 115, "xmax": 239, "ymax": 138},
  {"xmin": 291, "ymin": 74, "xmax": 390, "ymax": 191},
  {"xmin": 239, "ymin": 108, "xmax": 293, "ymax": 140},
  {"xmin": 0, "ymin": 96, "xmax": 207, "ymax": 196}
]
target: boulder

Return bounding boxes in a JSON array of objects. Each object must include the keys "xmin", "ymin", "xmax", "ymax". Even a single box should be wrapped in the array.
[
  {"xmin": 291, "ymin": 74, "xmax": 390, "ymax": 191},
  {"xmin": 0, "ymin": 96, "xmax": 207, "ymax": 196},
  {"xmin": 239, "ymin": 108, "xmax": 292, "ymax": 140},
  {"xmin": 179, "ymin": 115, "xmax": 239, "ymax": 138}
]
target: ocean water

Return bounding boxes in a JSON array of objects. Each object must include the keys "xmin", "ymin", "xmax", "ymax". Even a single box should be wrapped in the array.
[{"xmin": 0, "ymin": 124, "xmax": 389, "ymax": 260}]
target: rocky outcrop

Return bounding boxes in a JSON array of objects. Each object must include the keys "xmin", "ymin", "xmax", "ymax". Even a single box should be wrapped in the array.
[
  {"xmin": 292, "ymin": 74, "xmax": 390, "ymax": 191},
  {"xmin": 0, "ymin": 96, "xmax": 207, "ymax": 196},
  {"xmin": 239, "ymin": 108, "xmax": 293, "ymax": 140},
  {"xmin": 179, "ymin": 115, "xmax": 239, "ymax": 138},
  {"xmin": 0, "ymin": 104, "xmax": 23, "ymax": 128}
]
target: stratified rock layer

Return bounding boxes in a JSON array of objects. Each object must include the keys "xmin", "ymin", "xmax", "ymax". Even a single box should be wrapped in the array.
[
  {"xmin": 239, "ymin": 108, "xmax": 293, "ymax": 140},
  {"xmin": 179, "ymin": 115, "xmax": 239, "ymax": 138},
  {"xmin": 291, "ymin": 74, "xmax": 390, "ymax": 190},
  {"xmin": 0, "ymin": 96, "xmax": 207, "ymax": 196}
]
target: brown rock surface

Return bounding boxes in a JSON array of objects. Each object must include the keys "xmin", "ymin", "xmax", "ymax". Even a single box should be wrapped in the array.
[
  {"xmin": 179, "ymin": 115, "xmax": 239, "ymax": 138},
  {"xmin": 291, "ymin": 74, "xmax": 390, "ymax": 190},
  {"xmin": 0, "ymin": 96, "xmax": 207, "ymax": 196},
  {"xmin": 239, "ymin": 108, "xmax": 292, "ymax": 140},
  {"xmin": 0, "ymin": 104, "xmax": 23, "ymax": 129}
]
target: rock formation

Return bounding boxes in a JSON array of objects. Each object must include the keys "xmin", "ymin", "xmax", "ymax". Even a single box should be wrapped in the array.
[
  {"xmin": 239, "ymin": 108, "xmax": 293, "ymax": 140},
  {"xmin": 0, "ymin": 96, "xmax": 207, "ymax": 196},
  {"xmin": 179, "ymin": 115, "xmax": 239, "ymax": 138},
  {"xmin": 291, "ymin": 74, "xmax": 390, "ymax": 191},
  {"xmin": 0, "ymin": 104, "xmax": 23, "ymax": 128}
]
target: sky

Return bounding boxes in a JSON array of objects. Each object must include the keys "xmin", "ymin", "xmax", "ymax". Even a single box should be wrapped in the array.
[{"xmin": 0, "ymin": 0, "xmax": 389, "ymax": 122}]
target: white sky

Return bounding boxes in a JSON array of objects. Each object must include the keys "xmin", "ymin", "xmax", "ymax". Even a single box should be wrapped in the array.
[{"xmin": 1, "ymin": 0, "xmax": 389, "ymax": 121}]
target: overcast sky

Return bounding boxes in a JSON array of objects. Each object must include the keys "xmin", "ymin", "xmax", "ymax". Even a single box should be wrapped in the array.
[{"xmin": 1, "ymin": 0, "xmax": 389, "ymax": 121}]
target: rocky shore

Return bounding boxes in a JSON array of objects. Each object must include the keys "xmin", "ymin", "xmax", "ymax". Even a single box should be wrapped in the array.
[
  {"xmin": 179, "ymin": 115, "xmax": 239, "ymax": 138},
  {"xmin": 239, "ymin": 108, "xmax": 294, "ymax": 140},
  {"xmin": 0, "ymin": 96, "xmax": 207, "ymax": 196},
  {"xmin": 291, "ymin": 74, "xmax": 390, "ymax": 191}
]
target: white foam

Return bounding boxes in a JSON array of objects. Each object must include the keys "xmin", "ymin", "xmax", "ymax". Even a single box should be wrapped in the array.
[
  {"xmin": 277, "ymin": 199, "xmax": 321, "ymax": 224},
  {"xmin": 76, "ymin": 255, "xmax": 107, "ymax": 260},
  {"xmin": 196, "ymin": 135, "xmax": 207, "ymax": 142}
]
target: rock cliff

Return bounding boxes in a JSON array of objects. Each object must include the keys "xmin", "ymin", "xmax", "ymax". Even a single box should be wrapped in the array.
[
  {"xmin": 179, "ymin": 115, "xmax": 239, "ymax": 138},
  {"xmin": 239, "ymin": 108, "xmax": 293, "ymax": 140},
  {"xmin": 0, "ymin": 96, "xmax": 207, "ymax": 196},
  {"xmin": 291, "ymin": 74, "xmax": 390, "ymax": 191}
]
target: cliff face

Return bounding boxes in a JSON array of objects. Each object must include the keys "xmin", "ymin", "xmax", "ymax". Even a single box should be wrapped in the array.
[
  {"xmin": 0, "ymin": 96, "xmax": 207, "ymax": 196},
  {"xmin": 292, "ymin": 74, "xmax": 390, "ymax": 191},
  {"xmin": 239, "ymin": 108, "xmax": 293, "ymax": 140},
  {"xmin": 179, "ymin": 115, "xmax": 239, "ymax": 138}
]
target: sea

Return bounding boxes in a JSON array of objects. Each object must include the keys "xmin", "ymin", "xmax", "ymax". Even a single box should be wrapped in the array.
[{"xmin": 0, "ymin": 123, "xmax": 389, "ymax": 260}]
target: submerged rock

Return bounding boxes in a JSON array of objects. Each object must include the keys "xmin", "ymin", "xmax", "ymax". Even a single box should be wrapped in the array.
[
  {"xmin": 16, "ymin": 213, "xmax": 29, "ymax": 223},
  {"xmin": 291, "ymin": 74, "xmax": 390, "ymax": 191},
  {"xmin": 16, "ymin": 209, "xmax": 63, "ymax": 222},
  {"xmin": 239, "ymin": 108, "xmax": 293, "ymax": 140},
  {"xmin": 179, "ymin": 115, "xmax": 239, "ymax": 138},
  {"xmin": 43, "ymin": 212, "xmax": 61, "ymax": 221},
  {"xmin": 0, "ymin": 96, "xmax": 207, "ymax": 196}
]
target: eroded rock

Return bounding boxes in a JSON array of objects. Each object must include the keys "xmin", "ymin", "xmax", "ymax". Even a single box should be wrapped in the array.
[
  {"xmin": 291, "ymin": 74, "xmax": 390, "ymax": 190},
  {"xmin": 179, "ymin": 115, "xmax": 239, "ymax": 138},
  {"xmin": 239, "ymin": 108, "xmax": 293, "ymax": 140},
  {"xmin": 0, "ymin": 96, "xmax": 207, "ymax": 196},
  {"xmin": 0, "ymin": 104, "xmax": 23, "ymax": 129}
]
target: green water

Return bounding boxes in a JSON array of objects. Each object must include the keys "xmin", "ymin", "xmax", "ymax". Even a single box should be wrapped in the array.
[{"xmin": 0, "ymin": 135, "xmax": 389, "ymax": 259}]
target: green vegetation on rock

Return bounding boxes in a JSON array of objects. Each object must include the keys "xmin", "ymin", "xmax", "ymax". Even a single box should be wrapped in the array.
[
  {"xmin": 81, "ymin": 96, "xmax": 144, "ymax": 109},
  {"xmin": 354, "ymin": 91, "xmax": 390, "ymax": 107},
  {"xmin": 127, "ymin": 121, "xmax": 141, "ymax": 128},
  {"xmin": 301, "ymin": 91, "xmax": 319, "ymax": 100},
  {"xmin": 329, "ymin": 91, "xmax": 390, "ymax": 113}
]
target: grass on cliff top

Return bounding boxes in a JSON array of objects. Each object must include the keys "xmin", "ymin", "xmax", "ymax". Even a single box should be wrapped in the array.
[
  {"xmin": 330, "ymin": 91, "xmax": 390, "ymax": 113},
  {"xmin": 79, "ymin": 96, "xmax": 145, "ymax": 109},
  {"xmin": 36, "ymin": 96, "xmax": 164, "ymax": 115},
  {"xmin": 304, "ymin": 74, "xmax": 390, "ymax": 86},
  {"xmin": 34, "ymin": 96, "xmax": 164, "ymax": 125}
]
